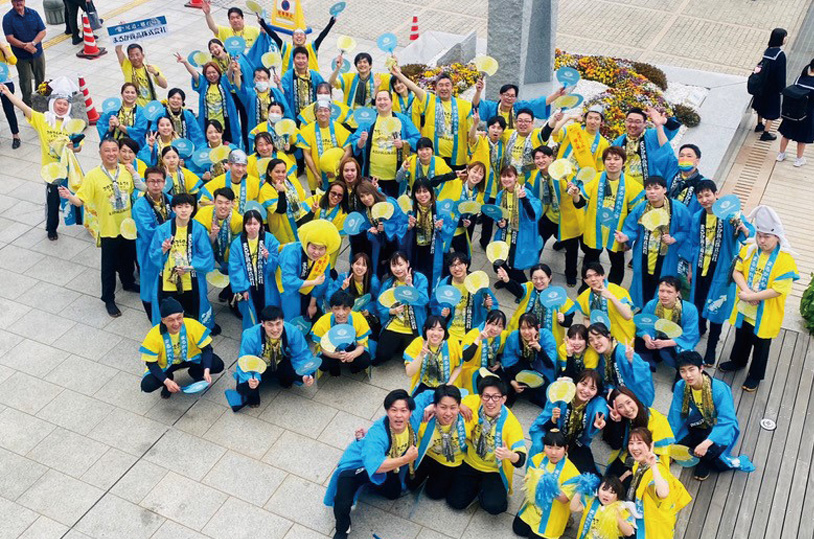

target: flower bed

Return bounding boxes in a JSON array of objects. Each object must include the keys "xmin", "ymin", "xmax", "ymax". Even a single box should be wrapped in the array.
[{"xmin": 401, "ymin": 62, "xmax": 480, "ymax": 96}]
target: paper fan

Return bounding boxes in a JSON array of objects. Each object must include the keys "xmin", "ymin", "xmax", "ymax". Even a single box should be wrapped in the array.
[
  {"xmin": 670, "ymin": 444, "xmax": 700, "ymax": 467},
  {"xmin": 379, "ymin": 116, "xmax": 401, "ymax": 135},
  {"xmin": 384, "ymin": 56, "xmax": 398, "ymax": 70},
  {"xmin": 654, "ymin": 318, "xmax": 683, "ymax": 339},
  {"xmin": 457, "ymin": 200, "xmax": 481, "ymax": 215},
  {"xmin": 325, "ymin": 323, "xmax": 356, "ymax": 349},
  {"xmin": 274, "ymin": 119, "xmax": 297, "ymax": 138},
  {"xmin": 245, "ymin": 0, "xmax": 263, "ymax": 14},
  {"xmin": 329, "ymin": 1, "xmax": 346, "ymax": 16},
  {"xmin": 516, "ymin": 370, "xmax": 545, "ymax": 388},
  {"xmin": 556, "ymin": 66, "xmax": 581, "ymax": 87},
  {"xmin": 191, "ymin": 149, "xmax": 212, "ymax": 169},
  {"xmin": 332, "ymin": 57, "xmax": 351, "ymax": 74},
  {"xmin": 478, "ymin": 367, "xmax": 500, "ymax": 379},
  {"xmin": 343, "ymin": 212, "xmax": 365, "ymax": 235},
  {"xmin": 634, "ymin": 313, "xmax": 659, "ymax": 331},
  {"xmin": 590, "ymin": 310, "xmax": 612, "ymax": 330},
  {"xmin": 474, "ymin": 55, "xmax": 499, "ymax": 77},
  {"xmin": 552, "ymin": 93, "xmax": 584, "ymax": 110},
  {"xmin": 371, "ymin": 201, "xmax": 394, "ymax": 220},
  {"xmin": 435, "ymin": 285, "xmax": 462, "ymax": 307},
  {"xmin": 353, "ymin": 107, "xmax": 376, "ymax": 125},
  {"xmin": 63, "ymin": 118, "xmax": 86, "ymax": 135},
  {"xmin": 480, "ymin": 204, "xmax": 506, "ymax": 222},
  {"xmin": 143, "ymin": 100, "xmax": 165, "ymax": 122},
  {"xmin": 464, "ymin": 270, "xmax": 489, "ymax": 295},
  {"xmin": 576, "ymin": 167, "xmax": 596, "ymax": 184},
  {"xmin": 319, "ymin": 147, "xmax": 345, "ymax": 176},
  {"xmin": 41, "ymin": 162, "xmax": 68, "ymax": 184},
  {"xmin": 713, "ymin": 194, "xmax": 741, "ymax": 220},
  {"xmin": 244, "ymin": 200, "xmax": 267, "ymax": 220},
  {"xmin": 261, "ymin": 51, "xmax": 282, "ymax": 72},
  {"xmin": 290, "ymin": 316, "xmax": 312, "ymax": 334},
  {"xmin": 540, "ymin": 286, "xmax": 567, "ymax": 309},
  {"xmin": 187, "ymin": 50, "xmax": 205, "ymax": 67},
  {"xmin": 101, "ymin": 97, "xmax": 121, "ymax": 113},
  {"xmin": 437, "ymin": 199, "xmax": 455, "ymax": 215},
  {"xmin": 206, "ymin": 270, "xmax": 230, "ymax": 288},
  {"xmin": 393, "ymin": 285, "xmax": 422, "ymax": 306},
  {"xmin": 376, "ymin": 33, "xmax": 398, "ymax": 53},
  {"xmin": 486, "ymin": 241, "xmax": 509, "ymax": 265},
  {"xmin": 171, "ymin": 138, "xmax": 194, "ymax": 159},
  {"xmin": 237, "ymin": 354, "xmax": 267, "ymax": 375},
  {"xmin": 352, "ymin": 293, "xmax": 371, "ymax": 311},
  {"xmin": 548, "ymin": 378, "xmax": 577, "ymax": 403},
  {"xmin": 598, "ymin": 207, "xmax": 617, "ymax": 227},
  {"xmin": 181, "ymin": 380, "xmax": 210, "ymax": 394},
  {"xmin": 0, "ymin": 64, "xmax": 7, "ymax": 82},
  {"xmin": 119, "ymin": 218, "xmax": 138, "ymax": 240},
  {"xmin": 549, "ymin": 159, "xmax": 573, "ymax": 180},
  {"xmin": 209, "ymin": 145, "xmax": 231, "ymax": 163},
  {"xmin": 224, "ymin": 36, "xmax": 246, "ymax": 56},
  {"xmin": 295, "ymin": 357, "xmax": 322, "ymax": 376},
  {"xmin": 396, "ymin": 194, "xmax": 412, "ymax": 214},
  {"xmin": 336, "ymin": 35, "xmax": 357, "ymax": 53},
  {"xmin": 378, "ymin": 288, "xmax": 398, "ymax": 308},
  {"xmin": 641, "ymin": 208, "xmax": 669, "ymax": 231}
]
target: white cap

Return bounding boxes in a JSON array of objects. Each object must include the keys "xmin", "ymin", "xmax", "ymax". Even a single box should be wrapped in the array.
[
  {"xmin": 587, "ymin": 105, "xmax": 604, "ymax": 117},
  {"xmin": 748, "ymin": 205, "xmax": 792, "ymax": 251}
]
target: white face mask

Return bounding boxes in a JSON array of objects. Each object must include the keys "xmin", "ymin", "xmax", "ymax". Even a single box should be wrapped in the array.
[
  {"xmin": 255, "ymin": 81, "xmax": 270, "ymax": 93},
  {"xmin": 268, "ymin": 113, "xmax": 282, "ymax": 123}
]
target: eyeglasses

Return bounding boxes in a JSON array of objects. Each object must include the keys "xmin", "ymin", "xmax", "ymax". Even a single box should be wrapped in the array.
[
  {"xmin": 516, "ymin": 118, "xmax": 532, "ymax": 124},
  {"xmin": 481, "ymin": 394, "xmax": 503, "ymax": 402}
]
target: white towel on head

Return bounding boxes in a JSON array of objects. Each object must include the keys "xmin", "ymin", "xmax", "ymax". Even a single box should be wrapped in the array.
[{"xmin": 746, "ymin": 204, "xmax": 794, "ymax": 255}]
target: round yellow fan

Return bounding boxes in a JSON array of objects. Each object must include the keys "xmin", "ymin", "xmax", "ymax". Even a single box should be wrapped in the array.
[
  {"xmin": 464, "ymin": 270, "xmax": 489, "ymax": 294},
  {"xmin": 549, "ymin": 159, "xmax": 573, "ymax": 180},
  {"xmin": 654, "ymin": 318, "xmax": 683, "ymax": 339},
  {"xmin": 255, "ymin": 157, "xmax": 271, "ymax": 177},
  {"xmin": 261, "ymin": 51, "xmax": 282, "ymax": 71},
  {"xmin": 319, "ymin": 147, "xmax": 345, "ymax": 176},
  {"xmin": 551, "ymin": 95, "xmax": 581, "ymax": 110},
  {"xmin": 516, "ymin": 370, "xmax": 545, "ymax": 388},
  {"xmin": 641, "ymin": 208, "xmax": 669, "ymax": 231},
  {"xmin": 384, "ymin": 56, "xmax": 398, "ymax": 70},
  {"xmin": 320, "ymin": 333, "xmax": 338, "ymax": 353},
  {"xmin": 474, "ymin": 55, "xmax": 499, "ymax": 77},
  {"xmin": 379, "ymin": 116, "xmax": 401, "ymax": 135},
  {"xmin": 119, "ymin": 218, "xmax": 138, "ymax": 240},
  {"xmin": 457, "ymin": 200, "xmax": 481, "ymax": 215},
  {"xmin": 372, "ymin": 201, "xmax": 394, "ymax": 220},
  {"xmin": 337, "ymin": 35, "xmax": 357, "ymax": 53},
  {"xmin": 237, "ymin": 354, "xmax": 267, "ymax": 374},
  {"xmin": 210, "ymin": 145, "xmax": 231, "ymax": 163},
  {"xmin": 41, "ymin": 162, "xmax": 67, "ymax": 184},
  {"xmin": 478, "ymin": 367, "xmax": 500, "ymax": 379},
  {"xmin": 670, "ymin": 444, "xmax": 694, "ymax": 461},
  {"xmin": 193, "ymin": 51, "xmax": 211, "ymax": 66},
  {"xmin": 486, "ymin": 241, "xmax": 509, "ymax": 264},
  {"xmin": 396, "ymin": 194, "xmax": 412, "ymax": 214},
  {"xmin": 576, "ymin": 167, "xmax": 596, "ymax": 184},
  {"xmin": 206, "ymin": 270, "xmax": 230, "ymax": 288},
  {"xmin": 378, "ymin": 288, "xmax": 397, "ymax": 308},
  {"xmin": 63, "ymin": 118, "xmax": 86, "ymax": 136},
  {"xmin": 274, "ymin": 118, "xmax": 297, "ymax": 138},
  {"xmin": 245, "ymin": 0, "xmax": 263, "ymax": 14},
  {"xmin": 547, "ymin": 378, "xmax": 576, "ymax": 403}
]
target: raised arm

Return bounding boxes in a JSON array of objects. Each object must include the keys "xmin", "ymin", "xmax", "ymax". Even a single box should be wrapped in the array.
[
  {"xmin": 328, "ymin": 53, "xmax": 343, "ymax": 88},
  {"xmin": 115, "ymin": 44, "xmax": 126, "ymax": 65},
  {"xmin": 175, "ymin": 52, "xmax": 200, "ymax": 84},
  {"xmin": 257, "ymin": 16, "xmax": 283, "ymax": 49},
  {"xmin": 0, "ymin": 83, "xmax": 31, "ymax": 118},
  {"xmin": 390, "ymin": 64, "xmax": 425, "ymax": 103},
  {"xmin": 202, "ymin": 0, "xmax": 220, "ymax": 37},
  {"xmin": 312, "ymin": 16, "xmax": 336, "ymax": 51}
]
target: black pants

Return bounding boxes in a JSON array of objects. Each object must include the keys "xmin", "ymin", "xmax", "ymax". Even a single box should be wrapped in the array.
[
  {"xmin": 64, "ymin": 0, "xmax": 85, "ymax": 40},
  {"xmin": 333, "ymin": 468, "xmax": 401, "ymax": 535},
  {"xmin": 635, "ymin": 337, "xmax": 678, "ymax": 367},
  {"xmin": 567, "ymin": 442, "xmax": 599, "ymax": 476},
  {"xmin": 378, "ymin": 179, "xmax": 399, "ymax": 198},
  {"xmin": 478, "ymin": 198, "xmax": 495, "ymax": 249},
  {"xmin": 640, "ymin": 253, "xmax": 665, "ymax": 306},
  {"xmin": 232, "ymin": 92, "xmax": 249, "ymax": 150},
  {"xmin": 512, "ymin": 515, "xmax": 546, "ymax": 539},
  {"xmin": 140, "ymin": 355, "xmax": 225, "ymax": 392},
  {"xmin": 374, "ymin": 329, "xmax": 415, "ymax": 366},
  {"xmin": 100, "ymin": 235, "xmax": 137, "ymax": 304},
  {"xmin": 46, "ymin": 183, "xmax": 63, "ymax": 234},
  {"xmin": 375, "ymin": 236, "xmax": 401, "ymax": 280},
  {"xmin": 582, "ymin": 246, "xmax": 625, "ymax": 285},
  {"xmin": 729, "ymin": 321, "xmax": 772, "ymax": 381},
  {"xmin": 450, "ymin": 232, "xmax": 468, "ymax": 255},
  {"xmin": 539, "ymin": 215, "xmax": 579, "ymax": 284},
  {"xmin": 406, "ymin": 457, "xmax": 459, "ymax": 499},
  {"xmin": 319, "ymin": 350, "xmax": 371, "ymax": 376},
  {"xmin": 677, "ymin": 426, "xmax": 727, "ymax": 471},
  {"xmin": 692, "ymin": 267, "xmax": 722, "ymax": 364},
  {"xmin": 446, "ymin": 461, "xmax": 507, "ymax": 514},
  {"xmin": 412, "ymin": 243, "xmax": 433, "ymax": 291},
  {"xmin": 349, "ymin": 233, "xmax": 370, "ymax": 261},
  {"xmin": 158, "ymin": 281, "xmax": 200, "ymax": 322},
  {"xmin": 0, "ymin": 82, "xmax": 19, "ymax": 136}
]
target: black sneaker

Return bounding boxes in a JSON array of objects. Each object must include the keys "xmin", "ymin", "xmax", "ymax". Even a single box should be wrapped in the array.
[
  {"xmin": 47, "ymin": 231, "xmax": 58, "ymax": 241},
  {"xmin": 105, "ymin": 301, "xmax": 122, "ymax": 318},
  {"xmin": 71, "ymin": 37, "xmax": 83, "ymax": 45},
  {"xmin": 694, "ymin": 462, "xmax": 710, "ymax": 481},
  {"xmin": 742, "ymin": 377, "xmax": 759, "ymax": 392},
  {"xmin": 717, "ymin": 360, "xmax": 743, "ymax": 373},
  {"xmin": 552, "ymin": 241, "xmax": 564, "ymax": 252},
  {"xmin": 759, "ymin": 132, "xmax": 777, "ymax": 141},
  {"xmin": 11, "ymin": 138, "xmax": 20, "ymax": 149},
  {"xmin": 210, "ymin": 324, "xmax": 222, "ymax": 336},
  {"xmin": 160, "ymin": 386, "xmax": 172, "ymax": 399},
  {"xmin": 754, "ymin": 123, "xmax": 765, "ymax": 133}
]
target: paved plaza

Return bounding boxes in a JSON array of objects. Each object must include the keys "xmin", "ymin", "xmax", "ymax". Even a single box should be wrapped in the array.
[{"xmin": 0, "ymin": 0, "xmax": 812, "ymax": 537}]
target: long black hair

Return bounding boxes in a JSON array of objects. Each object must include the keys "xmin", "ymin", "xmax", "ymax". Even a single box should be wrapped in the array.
[{"xmin": 768, "ymin": 28, "xmax": 787, "ymax": 48}]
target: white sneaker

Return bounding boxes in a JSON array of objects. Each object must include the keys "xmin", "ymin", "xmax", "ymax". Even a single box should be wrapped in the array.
[
  {"xmin": 776, "ymin": 152, "xmax": 786, "ymax": 162},
  {"xmin": 794, "ymin": 157, "xmax": 806, "ymax": 167}
]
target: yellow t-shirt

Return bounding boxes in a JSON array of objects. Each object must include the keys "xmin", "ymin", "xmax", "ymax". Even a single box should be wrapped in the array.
[
  {"xmin": 28, "ymin": 111, "xmax": 68, "ymax": 166},
  {"xmin": 437, "ymin": 99, "xmax": 454, "ymax": 158},
  {"xmin": 425, "ymin": 422, "xmax": 465, "ymax": 466},
  {"xmin": 311, "ymin": 311, "xmax": 371, "ymax": 353},
  {"xmin": 702, "ymin": 213, "xmax": 717, "ymax": 276},
  {"xmin": 200, "ymin": 174, "xmax": 262, "ymax": 211},
  {"xmin": 519, "ymin": 454, "xmax": 580, "ymax": 538},
  {"xmin": 120, "ymin": 59, "xmax": 162, "ymax": 106},
  {"xmin": 75, "ymin": 165, "xmax": 135, "ymax": 238},
  {"xmin": 403, "ymin": 337, "xmax": 463, "ymax": 392},
  {"xmin": 337, "ymin": 72, "xmax": 392, "ymax": 109},
  {"xmin": 216, "ymin": 25, "xmax": 260, "ymax": 49},
  {"xmin": 205, "ymin": 84, "xmax": 225, "ymax": 126},
  {"xmin": 369, "ymin": 116, "xmax": 399, "ymax": 181},
  {"xmin": 448, "ymin": 282, "xmax": 470, "ymax": 341},
  {"xmin": 543, "ymin": 176, "xmax": 560, "ymax": 223},
  {"xmin": 384, "ymin": 282, "xmax": 414, "ymax": 334},
  {"xmin": 296, "ymin": 121, "xmax": 351, "ymax": 185},
  {"xmin": 140, "ymin": 318, "xmax": 212, "ymax": 370},
  {"xmin": 391, "ymin": 428, "xmax": 410, "ymax": 472},
  {"xmin": 162, "ymin": 225, "xmax": 193, "ymax": 292}
]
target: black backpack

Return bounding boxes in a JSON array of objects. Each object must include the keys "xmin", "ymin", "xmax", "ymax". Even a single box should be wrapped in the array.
[
  {"xmin": 781, "ymin": 80, "xmax": 813, "ymax": 121},
  {"xmin": 748, "ymin": 60, "xmax": 769, "ymax": 96}
]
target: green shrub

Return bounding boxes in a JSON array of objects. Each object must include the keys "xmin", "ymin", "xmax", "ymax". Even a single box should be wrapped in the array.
[
  {"xmin": 673, "ymin": 104, "xmax": 701, "ymax": 127},
  {"xmin": 801, "ymin": 274, "xmax": 814, "ymax": 335},
  {"xmin": 632, "ymin": 62, "xmax": 668, "ymax": 91}
]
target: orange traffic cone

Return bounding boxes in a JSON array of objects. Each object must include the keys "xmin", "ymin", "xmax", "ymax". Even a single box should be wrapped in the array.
[
  {"xmin": 78, "ymin": 76, "xmax": 100, "ymax": 125},
  {"xmin": 76, "ymin": 13, "xmax": 106, "ymax": 59},
  {"xmin": 409, "ymin": 15, "xmax": 419, "ymax": 41},
  {"xmin": 185, "ymin": 0, "xmax": 204, "ymax": 8}
]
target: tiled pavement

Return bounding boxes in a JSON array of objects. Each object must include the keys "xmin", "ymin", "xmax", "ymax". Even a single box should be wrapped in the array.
[{"xmin": 0, "ymin": 0, "xmax": 811, "ymax": 537}]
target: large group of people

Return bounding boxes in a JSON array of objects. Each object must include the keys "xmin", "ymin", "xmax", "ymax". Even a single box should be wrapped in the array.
[{"xmin": 0, "ymin": 5, "xmax": 803, "ymax": 538}]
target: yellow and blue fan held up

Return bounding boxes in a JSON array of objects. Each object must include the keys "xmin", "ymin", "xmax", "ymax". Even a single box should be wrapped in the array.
[
  {"xmin": 384, "ymin": 56, "xmax": 398, "ymax": 70},
  {"xmin": 290, "ymin": 315, "xmax": 312, "ymax": 334},
  {"xmin": 516, "ymin": 370, "xmax": 546, "ymax": 388},
  {"xmin": 435, "ymin": 284, "xmax": 462, "ymax": 308},
  {"xmin": 332, "ymin": 56, "xmax": 351, "ymax": 74},
  {"xmin": 352, "ymin": 293, "xmax": 371, "ymax": 312},
  {"xmin": 119, "ymin": 218, "xmax": 138, "ymax": 240},
  {"xmin": 181, "ymin": 380, "xmax": 210, "ymax": 394},
  {"xmin": 209, "ymin": 144, "xmax": 231, "ymax": 164},
  {"xmin": 336, "ymin": 35, "xmax": 357, "ymax": 54},
  {"xmin": 274, "ymin": 118, "xmax": 297, "ymax": 138},
  {"xmin": 551, "ymin": 93, "xmax": 584, "ymax": 111},
  {"xmin": 480, "ymin": 204, "xmax": 506, "ymax": 222},
  {"xmin": 548, "ymin": 158, "xmax": 573, "ymax": 180},
  {"xmin": 474, "ymin": 55, "xmax": 499, "ymax": 77},
  {"xmin": 245, "ymin": 0, "xmax": 264, "ymax": 15},
  {"xmin": 378, "ymin": 288, "xmax": 398, "ymax": 309},
  {"xmin": 393, "ymin": 285, "xmax": 422, "ymax": 306},
  {"xmin": 576, "ymin": 166, "xmax": 596, "ymax": 185},
  {"xmin": 654, "ymin": 318, "xmax": 683, "ymax": 339},
  {"xmin": 641, "ymin": 208, "xmax": 669, "ymax": 231},
  {"xmin": 224, "ymin": 36, "xmax": 247, "ymax": 57},
  {"xmin": 396, "ymin": 194, "xmax": 412, "ymax": 215},
  {"xmin": 192, "ymin": 149, "xmax": 212, "ymax": 169},
  {"xmin": 329, "ymin": 1, "xmax": 346, "ymax": 17},
  {"xmin": 670, "ymin": 444, "xmax": 700, "ymax": 467},
  {"xmin": 237, "ymin": 354, "xmax": 268, "ymax": 377},
  {"xmin": 143, "ymin": 100, "xmax": 165, "ymax": 122},
  {"xmin": 319, "ymin": 147, "xmax": 346, "ymax": 178},
  {"xmin": 63, "ymin": 118, "xmax": 86, "ymax": 136},
  {"xmin": 295, "ymin": 357, "xmax": 322, "ymax": 377},
  {"xmin": 590, "ymin": 310, "xmax": 612, "ymax": 330},
  {"xmin": 101, "ymin": 97, "xmax": 122, "ymax": 114},
  {"xmin": 634, "ymin": 313, "xmax": 659, "ymax": 337},
  {"xmin": 713, "ymin": 194, "xmax": 741, "ymax": 220},
  {"xmin": 262, "ymin": 51, "xmax": 283, "ymax": 73},
  {"xmin": 457, "ymin": 200, "xmax": 482, "ymax": 217},
  {"xmin": 556, "ymin": 66, "xmax": 581, "ymax": 88},
  {"xmin": 171, "ymin": 138, "xmax": 195, "ymax": 159},
  {"xmin": 379, "ymin": 115, "xmax": 402, "ymax": 136},
  {"xmin": 342, "ymin": 211, "xmax": 365, "ymax": 235},
  {"xmin": 244, "ymin": 200, "xmax": 267, "ymax": 221},
  {"xmin": 41, "ymin": 162, "xmax": 68, "ymax": 185},
  {"xmin": 321, "ymin": 323, "xmax": 356, "ymax": 353},
  {"xmin": 464, "ymin": 270, "xmax": 490, "ymax": 295},
  {"xmin": 548, "ymin": 377, "xmax": 577, "ymax": 403},
  {"xmin": 371, "ymin": 201, "xmax": 394, "ymax": 221},
  {"xmin": 486, "ymin": 240, "xmax": 510, "ymax": 266},
  {"xmin": 540, "ymin": 286, "xmax": 567, "ymax": 309},
  {"xmin": 187, "ymin": 50, "xmax": 209, "ymax": 68},
  {"xmin": 352, "ymin": 107, "xmax": 376, "ymax": 125},
  {"xmin": 206, "ymin": 270, "xmax": 230, "ymax": 289},
  {"xmin": 376, "ymin": 33, "xmax": 398, "ymax": 54}
]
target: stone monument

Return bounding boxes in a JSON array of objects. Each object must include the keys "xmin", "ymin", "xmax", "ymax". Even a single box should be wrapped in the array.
[{"xmin": 486, "ymin": 0, "xmax": 557, "ymax": 100}]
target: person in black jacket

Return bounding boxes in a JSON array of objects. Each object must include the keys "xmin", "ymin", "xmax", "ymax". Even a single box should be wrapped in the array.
[
  {"xmin": 752, "ymin": 28, "xmax": 787, "ymax": 141},
  {"xmin": 777, "ymin": 59, "xmax": 814, "ymax": 167}
]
